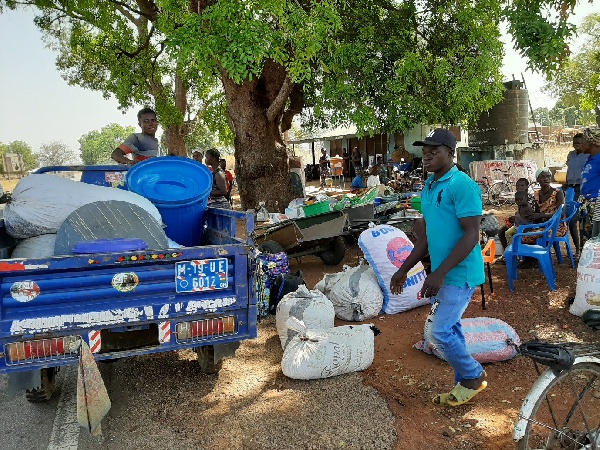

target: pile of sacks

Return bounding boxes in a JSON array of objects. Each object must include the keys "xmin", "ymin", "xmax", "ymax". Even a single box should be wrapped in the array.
[
  {"xmin": 310, "ymin": 224, "xmax": 429, "ymax": 320},
  {"xmin": 276, "ymin": 285, "xmax": 378, "ymax": 380},
  {"xmin": 5, "ymin": 174, "xmax": 164, "ymax": 258}
]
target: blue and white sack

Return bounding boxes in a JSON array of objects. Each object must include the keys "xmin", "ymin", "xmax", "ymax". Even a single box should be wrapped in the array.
[{"xmin": 358, "ymin": 224, "xmax": 428, "ymax": 314}]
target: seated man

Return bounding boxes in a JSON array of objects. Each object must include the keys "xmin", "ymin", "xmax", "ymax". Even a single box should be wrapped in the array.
[{"xmin": 350, "ymin": 169, "xmax": 365, "ymax": 193}]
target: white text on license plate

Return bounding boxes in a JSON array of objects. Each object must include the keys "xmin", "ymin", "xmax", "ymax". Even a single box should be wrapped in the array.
[{"xmin": 175, "ymin": 258, "xmax": 228, "ymax": 293}]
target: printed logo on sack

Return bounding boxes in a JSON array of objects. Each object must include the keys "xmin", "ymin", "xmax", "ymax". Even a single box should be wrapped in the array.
[{"xmin": 386, "ymin": 237, "xmax": 414, "ymax": 268}]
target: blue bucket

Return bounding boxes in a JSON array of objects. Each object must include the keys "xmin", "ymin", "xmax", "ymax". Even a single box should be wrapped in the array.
[{"xmin": 126, "ymin": 157, "xmax": 213, "ymax": 246}]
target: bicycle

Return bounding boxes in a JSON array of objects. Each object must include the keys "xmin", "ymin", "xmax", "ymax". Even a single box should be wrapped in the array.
[
  {"xmin": 513, "ymin": 340, "xmax": 600, "ymax": 449},
  {"xmin": 476, "ymin": 170, "xmax": 541, "ymax": 208},
  {"xmin": 475, "ymin": 172, "xmax": 513, "ymax": 207}
]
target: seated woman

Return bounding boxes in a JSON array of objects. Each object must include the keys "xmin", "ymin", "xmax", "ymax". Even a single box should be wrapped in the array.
[{"xmin": 521, "ymin": 168, "xmax": 567, "ymax": 244}]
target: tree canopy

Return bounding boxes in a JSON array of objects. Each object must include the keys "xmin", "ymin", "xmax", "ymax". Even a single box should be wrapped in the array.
[
  {"xmin": 0, "ymin": 0, "xmax": 586, "ymax": 209},
  {"xmin": 543, "ymin": 13, "xmax": 600, "ymax": 127},
  {"xmin": 0, "ymin": 140, "xmax": 38, "ymax": 173},
  {"xmin": 37, "ymin": 141, "xmax": 78, "ymax": 166},
  {"xmin": 79, "ymin": 123, "xmax": 136, "ymax": 164}
]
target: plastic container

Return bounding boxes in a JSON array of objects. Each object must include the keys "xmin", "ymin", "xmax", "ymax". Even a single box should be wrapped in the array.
[
  {"xmin": 303, "ymin": 201, "xmax": 330, "ymax": 217},
  {"xmin": 410, "ymin": 197, "xmax": 422, "ymax": 213},
  {"xmin": 126, "ymin": 157, "xmax": 213, "ymax": 246},
  {"xmin": 71, "ymin": 238, "xmax": 148, "ymax": 254}
]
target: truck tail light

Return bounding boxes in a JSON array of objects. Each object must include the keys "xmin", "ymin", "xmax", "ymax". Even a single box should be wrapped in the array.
[
  {"xmin": 6, "ymin": 336, "xmax": 81, "ymax": 364},
  {"xmin": 176, "ymin": 316, "xmax": 236, "ymax": 341}
]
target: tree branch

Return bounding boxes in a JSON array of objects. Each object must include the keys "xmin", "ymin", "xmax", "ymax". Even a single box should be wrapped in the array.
[{"xmin": 266, "ymin": 75, "xmax": 292, "ymax": 122}]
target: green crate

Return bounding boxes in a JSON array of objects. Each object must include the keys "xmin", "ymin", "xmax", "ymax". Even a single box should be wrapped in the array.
[{"xmin": 302, "ymin": 201, "xmax": 330, "ymax": 217}]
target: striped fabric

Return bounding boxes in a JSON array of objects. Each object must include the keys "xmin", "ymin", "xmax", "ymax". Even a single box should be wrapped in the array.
[{"xmin": 415, "ymin": 317, "xmax": 520, "ymax": 363}]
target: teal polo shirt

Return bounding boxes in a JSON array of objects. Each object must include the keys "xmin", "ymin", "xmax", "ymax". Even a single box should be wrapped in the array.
[{"xmin": 421, "ymin": 165, "xmax": 485, "ymax": 288}]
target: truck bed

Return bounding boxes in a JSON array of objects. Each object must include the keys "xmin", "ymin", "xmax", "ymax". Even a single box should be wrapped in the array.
[{"xmin": 0, "ymin": 207, "xmax": 257, "ymax": 374}]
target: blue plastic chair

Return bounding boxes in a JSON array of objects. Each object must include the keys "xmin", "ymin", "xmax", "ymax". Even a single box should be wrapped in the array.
[
  {"xmin": 552, "ymin": 201, "xmax": 579, "ymax": 268},
  {"xmin": 504, "ymin": 205, "xmax": 563, "ymax": 292}
]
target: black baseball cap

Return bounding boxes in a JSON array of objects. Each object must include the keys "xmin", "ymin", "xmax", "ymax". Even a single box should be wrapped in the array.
[{"xmin": 413, "ymin": 128, "xmax": 456, "ymax": 150}]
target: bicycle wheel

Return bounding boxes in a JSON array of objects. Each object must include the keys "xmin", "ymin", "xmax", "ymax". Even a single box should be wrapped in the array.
[
  {"xmin": 488, "ymin": 182, "xmax": 512, "ymax": 207},
  {"xmin": 517, "ymin": 362, "xmax": 600, "ymax": 450},
  {"xmin": 477, "ymin": 181, "xmax": 490, "ymax": 205}
]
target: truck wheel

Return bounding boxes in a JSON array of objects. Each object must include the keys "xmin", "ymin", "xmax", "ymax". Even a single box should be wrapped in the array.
[
  {"xmin": 258, "ymin": 240, "xmax": 284, "ymax": 254},
  {"xmin": 196, "ymin": 345, "xmax": 223, "ymax": 374},
  {"xmin": 319, "ymin": 236, "xmax": 346, "ymax": 265},
  {"xmin": 25, "ymin": 367, "xmax": 57, "ymax": 403}
]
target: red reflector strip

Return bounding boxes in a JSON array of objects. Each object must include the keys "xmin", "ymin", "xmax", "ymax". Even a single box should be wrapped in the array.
[
  {"xmin": 6, "ymin": 336, "xmax": 80, "ymax": 363},
  {"xmin": 176, "ymin": 316, "xmax": 236, "ymax": 341}
]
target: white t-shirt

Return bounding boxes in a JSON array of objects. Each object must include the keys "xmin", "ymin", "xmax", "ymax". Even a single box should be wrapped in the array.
[{"xmin": 366, "ymin": 175, "xmax": 380, "ymax": 187}]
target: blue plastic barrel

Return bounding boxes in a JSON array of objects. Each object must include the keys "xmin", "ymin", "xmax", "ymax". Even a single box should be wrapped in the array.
[{"xmin": 126, "ymin": 157, "xmax": 213, "ymax": 246}]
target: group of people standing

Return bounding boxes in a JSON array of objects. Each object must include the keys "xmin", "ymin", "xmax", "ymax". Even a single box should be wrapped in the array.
[{"xmin": 110, "ymin": 107, "xmax": 234, "ymax": 209}]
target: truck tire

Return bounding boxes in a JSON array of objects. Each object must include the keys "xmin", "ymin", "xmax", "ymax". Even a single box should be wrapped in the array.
[
  {"xmin": 25, "ymin": 367, "xmax": 57, "ymax": 403},
  {"xmin": 196, "ymin": 345, "xmax": 223, "ymax": 374},
  {"xmin": 319, "ymin": 236, "xmax": 346, "ymax": 265},
  {"xmin": 258, "ymin": 240, "xmax": 284, "ymax": 254}
]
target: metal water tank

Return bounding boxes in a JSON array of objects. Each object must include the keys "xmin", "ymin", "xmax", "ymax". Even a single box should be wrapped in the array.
[{"xmin": 469, "ymin": 88, "xmax": 530, "ymax": 146}]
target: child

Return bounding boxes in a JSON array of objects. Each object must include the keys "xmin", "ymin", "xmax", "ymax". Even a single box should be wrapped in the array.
[
  {"xmin": 504, "ymin": 191, "xmax": 546, "ymax": 245},
  {"xmin": 499, "ymin": 178, "xmax": 537, "ymax": 249}
]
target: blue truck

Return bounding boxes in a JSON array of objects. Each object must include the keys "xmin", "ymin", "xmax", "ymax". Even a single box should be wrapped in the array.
[{"xmin": 0, "ymin": 166, "xmax": 258, "ymax": 401}]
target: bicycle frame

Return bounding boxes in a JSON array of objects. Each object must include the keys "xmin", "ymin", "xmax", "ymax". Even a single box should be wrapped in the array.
[{"xmin": 513, "ymin": 355, "xmax": 600, "ymax": 444}]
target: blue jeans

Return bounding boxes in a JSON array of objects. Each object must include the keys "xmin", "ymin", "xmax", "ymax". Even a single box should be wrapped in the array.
[{"xmin": 424, "ymin": 284, "xmax": 483, "ymax": 385}]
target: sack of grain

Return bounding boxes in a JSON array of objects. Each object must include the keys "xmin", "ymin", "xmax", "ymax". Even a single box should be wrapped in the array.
[
  {"xmin": 314, "ymin": 271, "xmax": 344, "ymax": 296},
  {"xmin": 11, "ymin": 234, "xmax": 57, "ymax": 259},
  {"xmin": 414, "ymin": 317, "xmax": 520, "ymax": 363},
  {"xmin": 4, "ymin": 174, "xmax": 163, "ymax": 238},
  {"xmin": 328, "ymin": 264, "xmax": 383, "ymax": 321},
  {"xmin": 570, "ymin": 238, "xmax": 600, "ymax": 317},
  {"xmin": 281, "ymin": 318, "xmax": 376, "ymax": 380},
  {"xmin": 358, "ymin": 224, "xmax": 428, "ymax": 314},
  {"xmin": 276, "ymin": 285, "xmax": 334, "ymax": 349}
]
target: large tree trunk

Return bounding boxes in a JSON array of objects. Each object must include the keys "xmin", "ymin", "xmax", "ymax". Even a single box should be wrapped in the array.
[
  {"xmin": 595, "ymin": 106, "xmax": 600, "ymax": 128},
  {"xmin": 162, "ymin": 125, "xmax": 187, "ymax": 156},
  {"xmin": 220, "ymin": 63, "xmax": 296, "ymax": 212}
]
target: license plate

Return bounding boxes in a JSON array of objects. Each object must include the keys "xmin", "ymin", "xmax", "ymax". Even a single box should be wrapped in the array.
[{"xmin": 175, "ymin": 258, "xmax": 228, "ymax": 293}]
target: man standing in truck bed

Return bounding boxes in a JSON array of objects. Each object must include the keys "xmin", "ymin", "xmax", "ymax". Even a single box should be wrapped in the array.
[{"xmin": 111, "ymin": 108, "xmax": 160, "ymax": 165}]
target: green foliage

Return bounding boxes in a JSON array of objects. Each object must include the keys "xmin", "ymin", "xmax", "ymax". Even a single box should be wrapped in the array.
[
  {"xmin": 504, "ymin": 0, "xmax": 577, "ymax": 75},
  {"xmin": 543, "ymin": 13, "xmax": 600, "ymax": 125},
  {"xmin": 6, "ymin": 0, "xmax": 582, "ymax": 139},
  {"xmin": 79, "ymin": 123, "xmax": 136, "ymax": 164},
  {"xmin": 0, "ymin": 141, "xmax": 38, "ymax": 173}
]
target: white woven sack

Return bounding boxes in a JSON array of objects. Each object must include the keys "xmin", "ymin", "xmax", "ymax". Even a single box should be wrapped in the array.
[
  {"xmin": 329, "ymin": 264, "xmax": 383, "ymax": 321},
  {"xmin": 358, "ymin": 224, "xmax": 428, "ymax": 314},
  {"xmin": 314, "ymin": 272, "xmax": 343, "ymax": 295},
  {"xmin": 281, "ymin": 318, "xmax": 375, "ymax": 380},
  {"xmin": 275, "ymin": 285, "xmax": 335, "ymax": 350},
  {"xmin": 570, "ymin": 238, "xmax": 600, "ymax": 316},
  {"xmin": 11, "ymin": 234, "xmax": 57, "ymax": 259},
  {"xmin": 4, "ymin": 174, "xmax": 163, "ymax": 238}
]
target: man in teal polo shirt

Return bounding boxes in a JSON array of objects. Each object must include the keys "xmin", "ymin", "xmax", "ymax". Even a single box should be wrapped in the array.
[{"xmin": 390, "ymin": 128, "xmax": 486, "ymax": 406}]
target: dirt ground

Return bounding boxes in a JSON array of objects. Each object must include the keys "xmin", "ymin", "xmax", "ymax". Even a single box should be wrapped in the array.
[{"xmin": 290, "ymin": 204, "xmax": 599, "ymax": 450}]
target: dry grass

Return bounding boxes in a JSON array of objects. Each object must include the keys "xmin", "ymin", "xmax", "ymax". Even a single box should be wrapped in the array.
[{"xmin": 0, "ymin": 177, "xmax": 21, "ymax": 193}]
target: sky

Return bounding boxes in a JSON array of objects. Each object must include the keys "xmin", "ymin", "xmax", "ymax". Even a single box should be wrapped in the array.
[{"xmin": 0, "ymin": 4, "xmax": 596, "ymax": 156}]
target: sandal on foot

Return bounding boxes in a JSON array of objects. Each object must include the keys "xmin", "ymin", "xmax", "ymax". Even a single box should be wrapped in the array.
[
  {"xmin": 432, "ymin": 381, "xmax": 487, "ymax": 407},
  {"xmin": 432, "ymin": 392, "xmax": 453, "ymax": 405}
]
